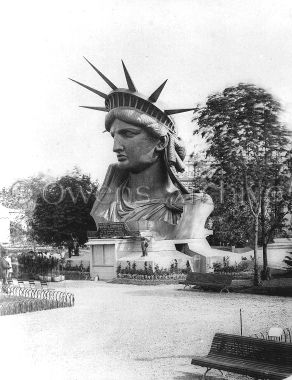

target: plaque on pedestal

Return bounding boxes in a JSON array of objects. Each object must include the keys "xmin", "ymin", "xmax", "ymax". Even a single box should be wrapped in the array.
[{"xmin": 88, "ymin": 222, "xmax": 140, "ymax": 239}]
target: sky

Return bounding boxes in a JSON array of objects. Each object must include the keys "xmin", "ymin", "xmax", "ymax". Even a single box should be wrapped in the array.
[{"xmin": 1, "ymin": 0, "xmax": 292, "ymax": 188}]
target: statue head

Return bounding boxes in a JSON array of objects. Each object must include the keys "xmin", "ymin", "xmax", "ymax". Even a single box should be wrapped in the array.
[
  {"xmin": 70, "ymin": 58, "xmax": 196, "ymax": 194},
  {"xmin": 108, "ymin": 115, "xmax": 166, "ymax": 174},
  {"xmin": 105, "ymin": 108, "xmax": 186, "ymax": 179}
]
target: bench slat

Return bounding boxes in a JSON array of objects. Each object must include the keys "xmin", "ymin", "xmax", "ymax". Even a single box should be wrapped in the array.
[
  {"xmin": 186, "ymin": 273, "xmax": 233, "ymax": 285},
  {"xmin": 204, "ymin": 353, "xmax": 292, "ymax": 370},
  {"xmin": 210, "ymin": 333, "xmax": 292, "ymax": 364},
  {"xmin": 191, "ymin": 333, "xmax": 292, "ymax": 379},
  {"xmin": 191, "ymin": 356, "xmax": 292, "ymax": 380},
  {"xmin": 182, "ymin": 272, "xmax": 233, "ymax": 291}
]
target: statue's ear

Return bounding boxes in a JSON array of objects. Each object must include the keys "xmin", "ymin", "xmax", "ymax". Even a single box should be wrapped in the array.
[{"xmin": 156, "ymin": 135, "xmax": 169, "ymax": 151}]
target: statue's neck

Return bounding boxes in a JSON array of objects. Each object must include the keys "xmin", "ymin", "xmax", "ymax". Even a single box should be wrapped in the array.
[{"xmin": 127, "ymin": 160, "xmax": 174, "ymax": 201}]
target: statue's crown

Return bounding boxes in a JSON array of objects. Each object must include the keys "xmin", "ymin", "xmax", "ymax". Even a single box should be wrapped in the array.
[{"xmin": 70, "ymin": 58, "xmax": 195, "ymax": 134}]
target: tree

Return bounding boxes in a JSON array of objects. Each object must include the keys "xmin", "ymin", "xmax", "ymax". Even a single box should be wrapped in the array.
[
  {"xmin": 206, "ymin": 175, "xmax": 254, "ymax": 247},
  {"xmin": 0, "ymin": 173, "xmax": 52, "ymax": 210},
  {"xmin": 183, "ymin": 151, "xmax": 254, "ymax": 247},
  {"xmin": 0, "ymin": 173, "xmax": 54, "ymax": 244},
  {"xmin": 193, "ymin": 83, "xmax": 291, "ymax": 285},
  {"xmin": 31, "ymin": 170, "xmax": 98, "ymax": 253},
  {"xmin": 187, "ymin": 155, "xmax": 254, "ymax": 247}
]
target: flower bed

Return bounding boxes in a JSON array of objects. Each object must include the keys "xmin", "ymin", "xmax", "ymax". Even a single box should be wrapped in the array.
[
  {"xmin": 112, "ymin": 273, "xmax": 187, "ymax": 285},
  {"xmin": 117, "ymin": 273, "xmax": 187, "ymax": 280},
  {"xmin": 116, "ymin": 260, "xmax": 191, "ymax": 279}
]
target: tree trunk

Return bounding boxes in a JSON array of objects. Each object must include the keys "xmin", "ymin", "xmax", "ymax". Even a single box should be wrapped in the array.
[
  {"xmin": 253, "ymin": 216, "xmax": 260, "ymax": 286},
  {"xmin": 68, "ymin": 243, "xmax": 72, "ymax": 258},
  {"xmin": 261, "ymin": 194, "xmax": 268, "ymax": 279},
  {"xmin": 262, "ymin": 242, "xmax": 269, "ymax": 279}
]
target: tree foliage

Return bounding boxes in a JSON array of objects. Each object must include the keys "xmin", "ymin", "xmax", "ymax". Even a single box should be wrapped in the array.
[
  {"xmin": 31, "ymin": 170, "xmax": 97, "ymax": 248},
  {"xmin": 0, "ymin": 173, "xmax": 51, "ymax": 210},
  {"xmin": 193, "ymin": 83, "xmax": 292, "ymax": 283},
  {"xmin": 189, "ymin": 154, "xmax": 253, "ymax": 247},
  {"xmin": 207, "ymin": 178, "xmax": 253, "ymax": 247},
  {"xmin": 0, "ymin": 173, "xmax": 54, "ymax": 243}
]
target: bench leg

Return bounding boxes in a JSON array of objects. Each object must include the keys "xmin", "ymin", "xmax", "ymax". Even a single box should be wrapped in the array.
[
  {"xmin": 202, "ymin": 368, "xmax": 211, "ymax": 379},
  {"xmin": 220, "ymin": 287, "xmax": 229, "ymax": 293},
  {"xmin": 203, "ymin": 368, "xmax": 226, "ymax": 379}
]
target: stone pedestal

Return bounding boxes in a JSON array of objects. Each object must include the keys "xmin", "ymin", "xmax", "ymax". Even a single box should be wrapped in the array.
[
  {"xmin": 117, "ymin": 238, "xmax": 192, "ymax": 271},
  {"xmin": 87, "ymin": 233, "xmax": 240, "ymax": 280},
  {"xmin": 266, "ymin": 238, "xmax": 292, "ymax": 269},
  {"xmin": 87, "ymin": 237, "xmax": 191, "ymax": 280},
  {"xmin": 87, "ymin": 190, "xmax": 228, "ymax": 279}
]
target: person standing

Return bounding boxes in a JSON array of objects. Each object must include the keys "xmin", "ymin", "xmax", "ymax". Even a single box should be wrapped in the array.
[
  {"xmin": 6, "ymin": 254, "xmax": 12, "ymax": 279},
  {"xmin": 1, "ymin": 252, "xmax": 11, "ymax": 285}
]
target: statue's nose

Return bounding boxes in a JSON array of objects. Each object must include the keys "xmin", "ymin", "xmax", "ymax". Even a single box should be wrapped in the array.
[{"xmin": 113, "ymin": 136, "xmax": 123, "ymax": 153}]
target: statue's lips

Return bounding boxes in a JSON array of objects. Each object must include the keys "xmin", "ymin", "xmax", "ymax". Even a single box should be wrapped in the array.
[{"xmin": 116, "ymin": 154, "xmax": 127, "ymax": 161}]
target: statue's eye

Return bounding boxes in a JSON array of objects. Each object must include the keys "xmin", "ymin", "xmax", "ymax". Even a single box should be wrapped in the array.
[
  {"xmin": 111, "ymin": 128, "xmax": 140, "ymax": 138},
  {"xmin": 121, "ymin": 130, "xmax": 137, "ymax": 137}
]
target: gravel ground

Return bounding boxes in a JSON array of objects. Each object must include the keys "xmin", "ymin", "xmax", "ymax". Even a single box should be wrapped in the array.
[{"xmin": 0, "ymin": 281, "xmax": 291, "ymax": 380}]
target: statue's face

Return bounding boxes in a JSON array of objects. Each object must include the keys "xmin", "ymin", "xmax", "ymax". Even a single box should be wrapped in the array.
[{"xmin": 110, "ymin": 119, "xmax": 160, "ymax": 173}]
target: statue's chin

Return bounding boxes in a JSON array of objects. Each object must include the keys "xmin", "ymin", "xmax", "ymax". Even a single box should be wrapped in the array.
[
  {"xmin": 117, "ymin": 160, "xmax": 128, "ymax": 168},
  {"xmin": 117, "ymin": 160, "xmax": 133, "ymax": 171},
  {"xmin": 116, "ymin": 162, "xmax": 141, "ymax": 173}
]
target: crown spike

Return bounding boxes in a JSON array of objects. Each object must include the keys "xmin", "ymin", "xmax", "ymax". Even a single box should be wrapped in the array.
[
  {"xmin": 83, "ymin": 57, "xmax": 117, "ymax": 90},
  {"xmin": 164, "ymin": 108, "xmax": 196, "ymax": 115},
  {"xmin": 79, "ymin": 106, "xmax": 108, "ymax": 112},
  {"xmin": 121, "ymin": 60, "xmax": 137, "ymax": 92},
  {"xmin": 69, "ymin": 78, "xmax": 107, "ymax": 99},
  {"xmin": 148, "ymin": 80, "xmax": 168, "ymax": 102}
]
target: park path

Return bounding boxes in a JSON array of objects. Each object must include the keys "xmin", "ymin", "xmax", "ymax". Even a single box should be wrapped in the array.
[{"xmin": 0, "ymin": 281, "xmax": 291, "ymax": 380}]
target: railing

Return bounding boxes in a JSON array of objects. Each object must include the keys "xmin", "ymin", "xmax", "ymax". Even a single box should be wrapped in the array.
[{"xmin": 0, "ymin": 285, "xmax": 74, "ymax": 316}]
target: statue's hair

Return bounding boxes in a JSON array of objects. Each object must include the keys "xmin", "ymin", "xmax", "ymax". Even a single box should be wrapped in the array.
[
  {"xmin": 105, "ymin": 108, "xmax": 186, "ymax": 168},
  {"xmin": 105, "ymin": 108, "xmax": 168, "ymax": 136}
]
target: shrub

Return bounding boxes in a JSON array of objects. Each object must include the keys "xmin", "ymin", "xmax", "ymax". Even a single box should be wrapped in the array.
[
  {"xmin": 131, "ymin": 261, "xmax": 136, "ymax": 273},
  {"xmin": 237, "ymin": 260, "xmax": 249, "ymax": 272},
  {"xmin": 213, "ymin": 262, "xmax": 222, "ymax": 272},
  {"xmin": 116, "ymin": 264, "xmax": 122, "ymax": 275},
  {"xmin": 18, "ymin": 252, "xmax": 60, "ymax": 276},
  {"xmin": 170, "ymin": 262, "xmax": 174, "ymax": 273},
  {"xmin": 148, "ymin": 264, "xmax": 154, "ymax": 275},
  {"xmin": 154, "ymin": 264, "xmax": 160, "ymax": 275},
  {"xmin": 174, "ymin": 259, "xmax": 178, "ymax": 273},
  {"xmin": 213, "ymin": 259, "xmax": 250, "ymax": 274}
]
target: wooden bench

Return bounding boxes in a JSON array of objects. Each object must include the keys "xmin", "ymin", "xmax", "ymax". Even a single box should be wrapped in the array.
[
  {"xmin": 180, "ymin": 272, "xmax": 233, "ymax": 292},
  {"xmin": 191, "ymin": 333, "xmax": 292, "ymax": 380}
]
